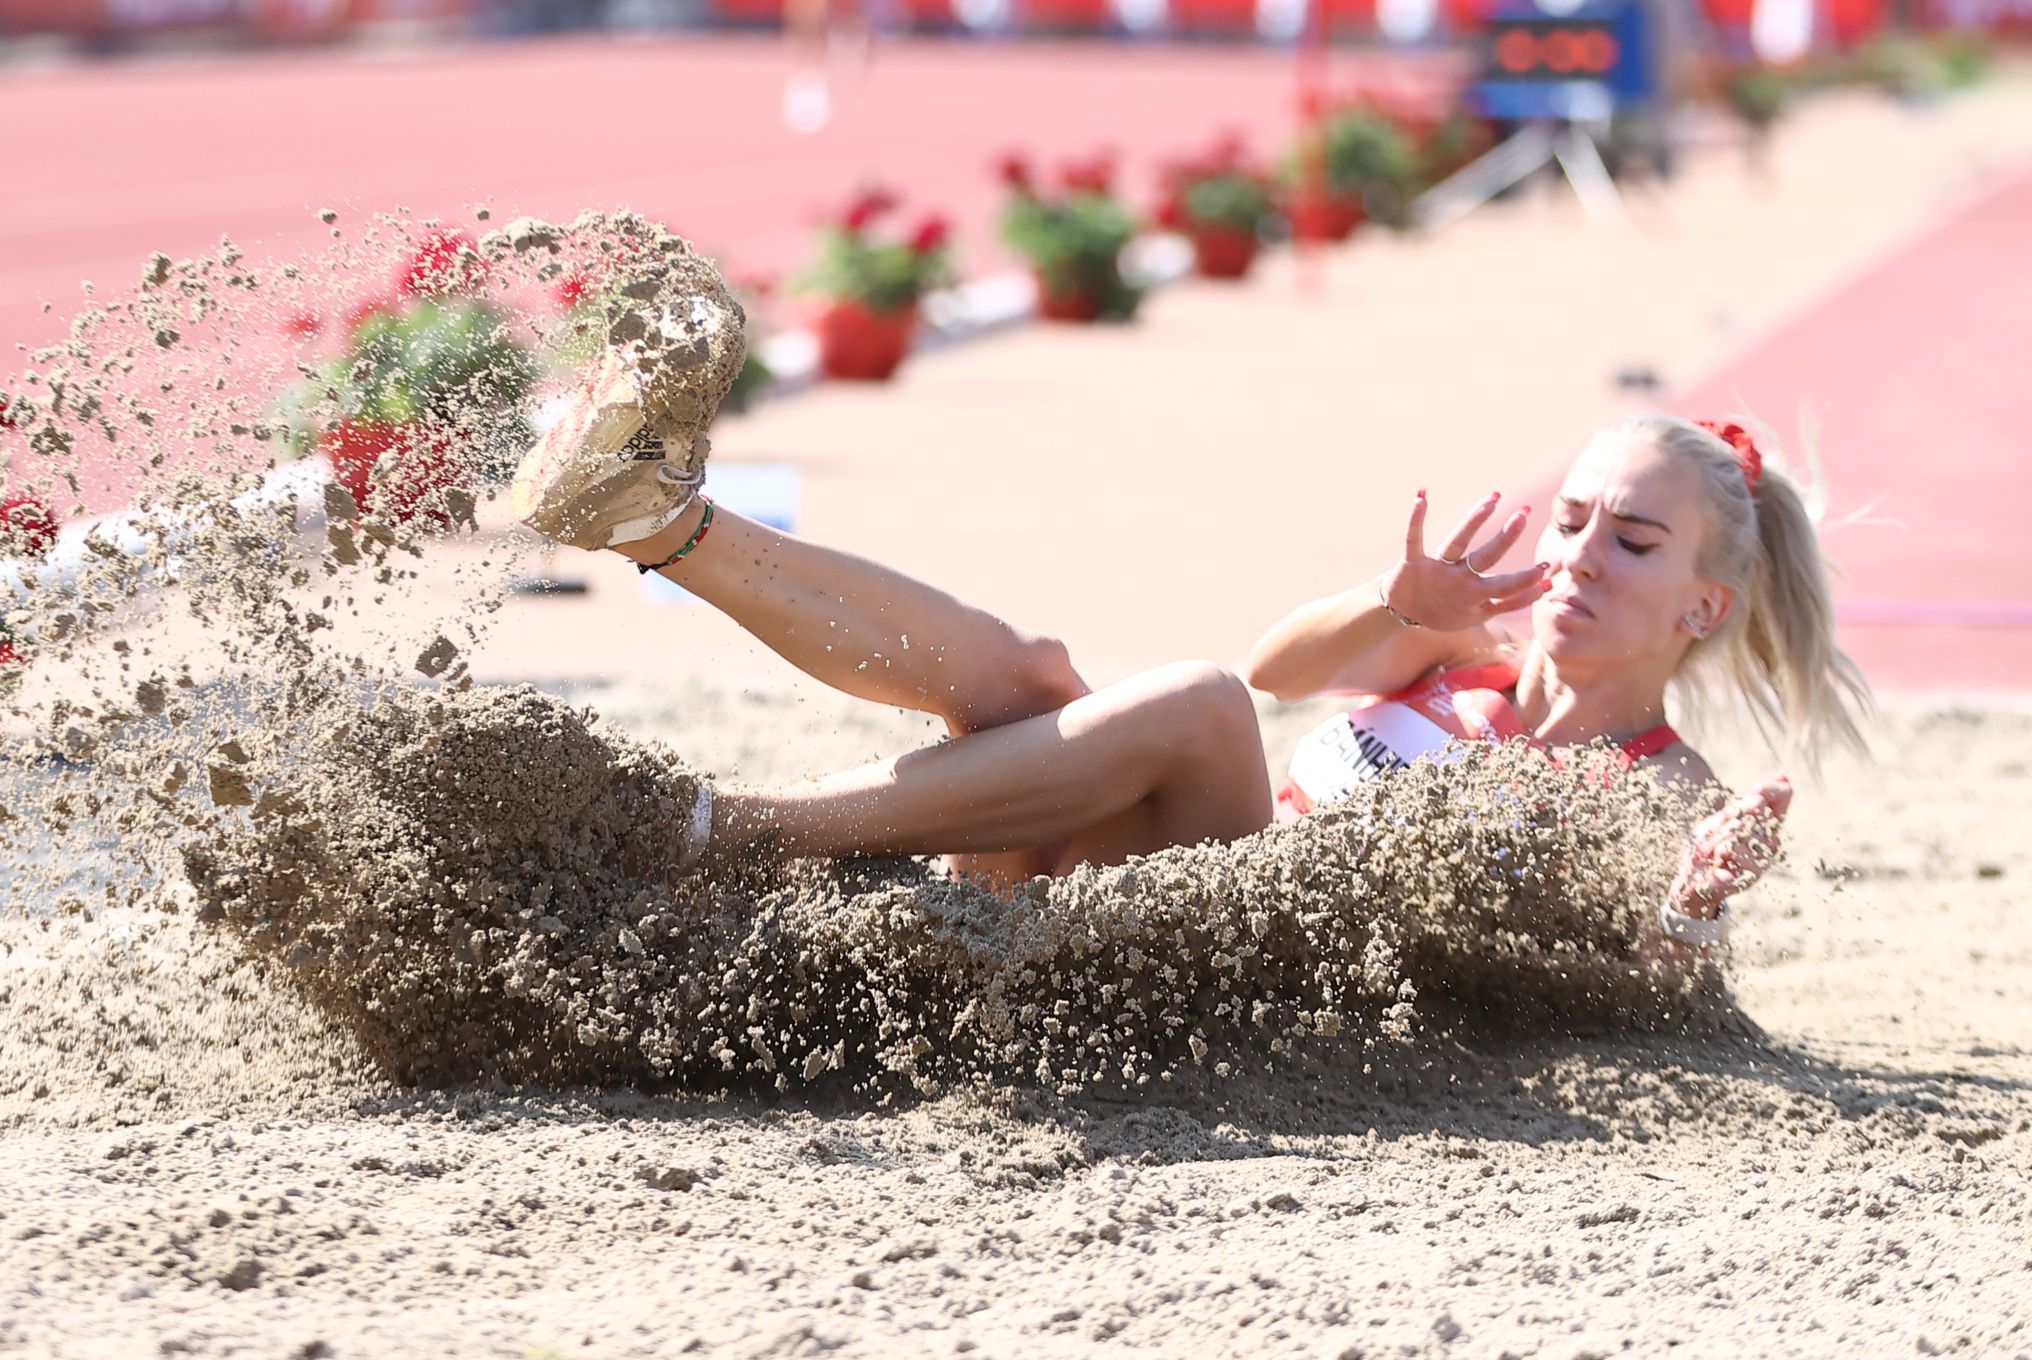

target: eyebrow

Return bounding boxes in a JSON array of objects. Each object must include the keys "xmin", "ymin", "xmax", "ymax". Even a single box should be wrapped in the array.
[{"xmin": 1556, "ymin": 496, "xmax": 1673, "ymax": 534}]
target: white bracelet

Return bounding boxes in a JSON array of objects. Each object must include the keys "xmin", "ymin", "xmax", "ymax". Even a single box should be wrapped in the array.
[{"xmin": 1659, "ymin": 898, "xmax": 1731, "ymax": 948}]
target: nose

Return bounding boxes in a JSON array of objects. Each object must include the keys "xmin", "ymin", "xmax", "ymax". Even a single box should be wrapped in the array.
[{"xmin": 1561, "ymin": 518, "xmax": 1612, "ymax": 582}]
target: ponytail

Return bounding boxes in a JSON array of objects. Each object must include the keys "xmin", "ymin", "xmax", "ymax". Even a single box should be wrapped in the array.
[{"xmin": 1626, "ymin": 415, "xmax": 1871, "ymax": 766}]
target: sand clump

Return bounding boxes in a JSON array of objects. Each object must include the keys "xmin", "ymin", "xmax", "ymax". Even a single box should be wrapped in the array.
[{"xmin": 177, "ymin": 682, "xmax": 1711, "ymax": 1094}]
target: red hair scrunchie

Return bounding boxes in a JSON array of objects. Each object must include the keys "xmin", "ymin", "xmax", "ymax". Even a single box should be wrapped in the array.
[{"xmin": 1695, "ymin": 419, "xmax": 1763, "ymax": 495}]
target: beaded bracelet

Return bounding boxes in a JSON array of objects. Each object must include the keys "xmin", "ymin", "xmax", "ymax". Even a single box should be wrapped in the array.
[
  {"xmin": 1378, "ymin": 577, "xmax": 1422, "ymax": 629},
  {"xmin": 635, "ymin": 496, "xmax": 716, "ymax": 575}
]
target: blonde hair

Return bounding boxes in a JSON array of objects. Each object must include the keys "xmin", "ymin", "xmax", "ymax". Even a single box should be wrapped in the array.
[{"xmin": 1617, "ymin": 412, "xmax": 1871, "ymax": 765}]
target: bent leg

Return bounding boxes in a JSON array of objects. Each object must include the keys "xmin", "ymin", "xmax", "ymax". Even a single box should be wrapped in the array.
[
  {"xmin": 622, "ymin": 501, "xmax": 1089, "ymax": 734},
  {"xmin": 714, "ymin": 661, "xmax": 1274, "ymax": 871}
]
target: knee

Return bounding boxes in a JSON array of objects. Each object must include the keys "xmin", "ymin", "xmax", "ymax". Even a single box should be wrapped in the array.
[
  {"xmin": 1144, "ymin": 660, "xmax": 1262, "ymax": 756},
  {"xmin": 944, "ymin": 630, "xmax": 1090, "ymax": 734},
  {"xmin": 1016, "ymin": 633, "xmax": 1090, "ymax": 711}
]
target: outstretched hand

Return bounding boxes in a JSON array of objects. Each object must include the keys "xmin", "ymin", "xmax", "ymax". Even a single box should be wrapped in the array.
[
  {"xmin": 1381, "ymin": 490, "xmax": 1551, "ymax": 632},
  {"xmin": 1674, "ymin": 777, "xmax": 1793, "ymax": 917}
]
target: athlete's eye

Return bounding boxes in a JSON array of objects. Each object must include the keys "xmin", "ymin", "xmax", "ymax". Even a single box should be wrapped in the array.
[
  {"xmin": 1618, "ymin": 539, "xmax": 1656, "ymax": 556},
  {"xmin": 1554, "ymin": 521, "xmax": 1583, "ymax": 537}
]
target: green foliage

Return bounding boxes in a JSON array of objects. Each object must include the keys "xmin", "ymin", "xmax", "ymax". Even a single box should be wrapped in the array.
[
  {"xmin": 799, "ymin": 228, "xmax": 952, "ymax": 315},
  {"xmin": 1318, "ymin": 111, "xmax": 1420, "ymax": 203},
  {"xmin": 338, "ymin": 300, "xmax": 537, "ymax": 427},
  {"xmin": 1936, "ymin": 31, "xmax": 1993, "ymax": 88},
  {"xmin": 1001, "ymin": 191, "xmax": 1143, "ymax": 320},
  {"xmin": 721, "ymin": 345, "xmax": 775, "ymax": 414},
  {"xmin": 1418, "ymin": 110, "xmax": 1490, "ymax": 184},
  {"xmin": 1181, "ymin": 174, "xmax": 1275, "ymax": 233},
  {"xmin": 277, "ymin": 298, "xmax": 536, "ymax": 469},
  {"xmin": 1727, "ymin": 66, "xmax": 1791, "ymax": 130},
  {"xmin": 1845, "ymin": 33, "xmax": 1990, "ymax": 98}
]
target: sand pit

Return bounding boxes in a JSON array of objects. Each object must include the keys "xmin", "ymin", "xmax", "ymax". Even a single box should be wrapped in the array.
[
  {"xmin": 1, "ymin": 193, "xmax": 2027, "ymax": 1357},
  {"xmin": 1, "ymin": 686, "xmax": 2027, "ymax": 1358}
]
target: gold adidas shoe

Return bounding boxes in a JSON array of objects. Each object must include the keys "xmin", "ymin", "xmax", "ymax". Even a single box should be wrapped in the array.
[{"xmin": 512, "ymin": 293, "xmax": 744, "ymax": 551}]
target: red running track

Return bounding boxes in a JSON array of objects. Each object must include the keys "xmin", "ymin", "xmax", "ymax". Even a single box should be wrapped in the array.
[
  {"xmin": 0, "ymin": 33, "xmax": 1462, "ymax": 361},
  {"xmin": 1667, "ymin": 155, "xmax": 2032, "ymax": 694}
]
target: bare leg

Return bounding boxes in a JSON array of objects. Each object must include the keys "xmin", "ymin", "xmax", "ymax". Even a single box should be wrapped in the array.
[
  {"xmin": 617, "ymin": 506, "xmax": 1271, "ymax": 878},
  {"xmin": 713, "ymin": 661, "xmax": 1275, "ymax": 867},
  {"xmin": 623, "ymin": 500, "xmax": 1089, "ymax": 736}
]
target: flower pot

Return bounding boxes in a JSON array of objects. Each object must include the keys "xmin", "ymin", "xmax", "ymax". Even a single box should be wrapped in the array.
[
  {"xmin": 818, "ymin": 301, "xmax": 916, "ymax": 382},
  {"xmin": 1287, "ymin": 188, "xmax": 1365, "ymax": 244},
  {"xmin": 320, "ymin": 420, "xmax": 465, "ymax": 529},
  {"xmin": 1034, "ymin": 272, "xmax": 1106, "ymax": 323},
  {"xmin": 1188, "ymin": 225, "xmax": 1260, "ymax": 280}
]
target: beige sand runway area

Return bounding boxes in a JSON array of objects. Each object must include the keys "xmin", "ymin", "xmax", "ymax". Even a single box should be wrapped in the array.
[
  {"xmin": 1, "ymin": 690, "xmax": 2027, "ymax": 1358},
  {"xmin": 2, "ymin": 77, "xmax": 2030, "ymax": 1360}
]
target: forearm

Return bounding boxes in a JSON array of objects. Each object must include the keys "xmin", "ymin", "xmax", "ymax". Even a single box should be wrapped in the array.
[
  {"xmin": 1244, "ymin": 573, "xmax": 1490, "ymax": 703},
  {"xmin": 1242, "ymin": 575, "xmax": 1396, "ymax": 700}
]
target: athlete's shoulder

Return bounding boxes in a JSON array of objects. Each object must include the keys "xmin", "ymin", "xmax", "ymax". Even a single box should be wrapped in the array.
[{"xmin": 1641, "ymin": 740, "xmax": 1721, "ymax": 807}]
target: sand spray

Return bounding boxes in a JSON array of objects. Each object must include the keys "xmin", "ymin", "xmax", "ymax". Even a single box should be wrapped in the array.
[{"xmin": 0, "ymin": 214, "xmax": 1719, "ymax": 1121}]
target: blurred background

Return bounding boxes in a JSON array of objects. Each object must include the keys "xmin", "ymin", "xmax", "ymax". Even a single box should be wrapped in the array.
[{"xmin": 2, "ymin": 0, "xmax": 2027, "ymax": 699}]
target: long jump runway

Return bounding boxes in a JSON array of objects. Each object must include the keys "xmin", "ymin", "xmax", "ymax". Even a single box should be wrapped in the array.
[{"xmin": 1669, "ymin": 153, "xmax": 2032, "ymax": 695}]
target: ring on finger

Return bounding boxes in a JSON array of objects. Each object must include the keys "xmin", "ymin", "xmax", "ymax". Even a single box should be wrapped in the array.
[{"xmin": 1437, "ymin": 553, "xmax": 1466, "ymax": 567}]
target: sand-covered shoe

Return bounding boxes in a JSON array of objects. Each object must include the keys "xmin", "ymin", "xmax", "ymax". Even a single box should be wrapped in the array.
[{"xmin": 512, "ymin": 279, "xmax": 746, "ymax": 551}]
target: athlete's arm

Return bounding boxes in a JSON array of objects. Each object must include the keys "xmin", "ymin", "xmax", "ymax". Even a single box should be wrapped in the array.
[
  {"xmin": 1243, "ymin": 490, "xmax": 1550, "ymax": 702},
  {"xmin": 1242, "ymin": 574, "xmax": 1502, "ymax": 700},
  {"xmin": 1637, "ymin": 749, "xmax": 1792, "ymax": 972}
]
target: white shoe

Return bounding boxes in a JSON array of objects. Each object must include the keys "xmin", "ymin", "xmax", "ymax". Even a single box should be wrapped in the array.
[
  {"xmin": 512, "ymin": 298, "xmax": 742, "ymax": 551},
  {"xmin": 783, "ymin": 68, "xmax": 831, "ymax": 134}
]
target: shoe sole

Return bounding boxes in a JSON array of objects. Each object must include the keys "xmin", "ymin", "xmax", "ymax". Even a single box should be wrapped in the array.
[{"xmin": 511, "ymin": 348, "xmax": 692, "ymax": 550}]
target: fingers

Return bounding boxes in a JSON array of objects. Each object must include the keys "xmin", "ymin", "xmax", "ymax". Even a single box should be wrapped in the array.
[
  {"xmin": 1465, "ymin": 505, "xmax": 1532, "ymax": 571},
  {"xmin": 1755, "ymin": 775, "xmax": 1793, "ymax": 821},
  {"xmin": 1403, "ymin": 489, "xmax": 1429, "ymax": 561},
  {"xmin": 1481, "ymin": 581, "xmax": 1551, "ymax": 619},
  {"xmin": 1479, "ymin": 560, "xmax": 1551, "ymax": 598},
  {"xmin": 1436, "ymin": 491, "xmax": 1501, "ymax": 564}
]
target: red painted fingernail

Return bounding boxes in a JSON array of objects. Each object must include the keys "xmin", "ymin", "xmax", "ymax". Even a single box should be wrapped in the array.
[{"xmin": 1416, "ymin": 487, "xmax": 1426, "ymax": 498}]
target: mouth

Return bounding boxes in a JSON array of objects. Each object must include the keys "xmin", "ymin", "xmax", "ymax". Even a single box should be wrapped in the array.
[{"xmin": 1543, "ymin": 592, "xmax": 1595, "ymax": 620}]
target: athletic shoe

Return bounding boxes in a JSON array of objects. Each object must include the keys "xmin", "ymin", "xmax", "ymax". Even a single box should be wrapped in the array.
[{"xmin": 511, "ymin": 301, "xmax": 737, "ymax": 551}]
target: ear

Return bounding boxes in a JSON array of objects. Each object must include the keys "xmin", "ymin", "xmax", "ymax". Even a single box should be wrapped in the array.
[{"xmin": 1682, "ymin": 583, "xmax": 1735, "ymax": 640}]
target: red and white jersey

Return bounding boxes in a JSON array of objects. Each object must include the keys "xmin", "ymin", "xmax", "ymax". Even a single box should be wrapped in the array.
[{"xmin": 1274, "ymin": 662, "xmax": 1677, "ymax": 821}]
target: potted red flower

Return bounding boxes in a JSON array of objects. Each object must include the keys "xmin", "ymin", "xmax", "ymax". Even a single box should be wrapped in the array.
[
  {"xmin": 0, "ymin": 401, "xmax": 57, "ymax": 564},
  {"xmin": 1157, "ymin": 136, "xmax": 1277, "ymax": 280},
  {"xmin": 997, "ymin": 151, "xmax": 1143, "ymax": 323},
  {"xmin": 1286, "ymin": 102, "xmax": 1420, "ymax": 242},
  {"xmin": 280, "ymin": 228, "xmax": 537, "ymax": 529},
  {"xmin": 800, "ymin": 187, "xmax": 954, "ymax": 381},
  {"xmin": 0, "ymin": 493, "xmax": 60, "ymax": 561},
  {"xmin": 0, "ymin": 413, "xmax": 56, "ymax": 681}
]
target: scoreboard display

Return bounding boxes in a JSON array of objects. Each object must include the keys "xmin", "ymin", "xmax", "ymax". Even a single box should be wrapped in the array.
[{"xmin": 1471, "ymin": 0, "xmax": 1656, "ymax": 122}]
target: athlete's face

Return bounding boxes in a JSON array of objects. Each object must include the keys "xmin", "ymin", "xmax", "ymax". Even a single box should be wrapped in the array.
[{"xmin": 1530, "ymin": 439, "xmax": 1733, "ymax": 673}]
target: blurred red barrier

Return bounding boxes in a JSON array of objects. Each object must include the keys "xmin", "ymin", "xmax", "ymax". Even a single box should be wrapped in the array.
[
  {"xmin": 1441, "ymin": 0, "xmax": 1493, "ymax": 34},
  {"xmin": 248, "ymin": 0, "xmax": 351, "ymax": 38},
  {"xmin": 1168, "ymin": 0, "xmax": 1256, "ymax": 32},
  {"xmin": 1020, "ymin": 0, "xmax": 1110, "ymax": 25},
  {"xmin": 1826, "ymin": 0, "xmax": 1888, "ymax": 42},
  {"xmin": 0, "ymin": 0, "xmax": 97, "ymax": 35}
]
